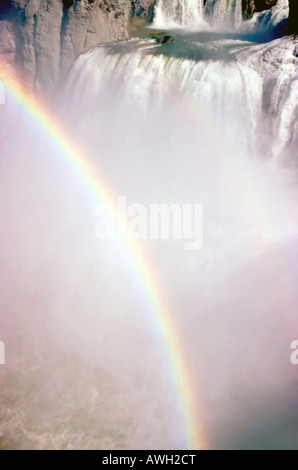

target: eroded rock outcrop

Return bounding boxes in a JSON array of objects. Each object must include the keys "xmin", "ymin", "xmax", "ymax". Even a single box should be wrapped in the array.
[
  {"xmin": 17, "ymin": 0, "xmax": 63, "ymax": 89},
  {"xmin": 131, "ymin": 0, "xmax": 155, "ymax": 19},
  {"xmin": 60, "ymin": 0, "xmax": 132, "ymax": 74},
  {"xmin": 0, "ymin": 20, "xmax": 17, "ymax": 75},
  {"xmin": 0, "ymin": 0, "xmax": 138, "ymax": 90}
]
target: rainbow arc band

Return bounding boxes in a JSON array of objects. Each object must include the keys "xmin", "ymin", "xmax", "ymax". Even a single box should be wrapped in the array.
[{"xmin": 0, "ymin": 66, "xmax": 207, "ymax": 451}]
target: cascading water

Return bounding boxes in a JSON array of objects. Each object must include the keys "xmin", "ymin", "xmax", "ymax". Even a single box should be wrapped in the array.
[
  {"xmin": 67, "ymin": 43, "xmax": 263, "ymax": 156},
  {"xmin": 154, "ymin": 0, "xmax": 206, "ymax": 29},
  {"xmin": 204, "ymin": 0, "xmax": 243, "ymax": 29},
  {"xmin": 154, "ymin": 0, "xmax": 243, "ymax": 29},
  {"xmin": 1, "ymin": 0, "xmax": 298, "ymax": 451}
]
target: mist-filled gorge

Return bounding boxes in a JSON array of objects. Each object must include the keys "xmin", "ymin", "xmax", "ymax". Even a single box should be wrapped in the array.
[{"xmin": 0, "ymin": 0, "xmax": 298, "ymax": 451}]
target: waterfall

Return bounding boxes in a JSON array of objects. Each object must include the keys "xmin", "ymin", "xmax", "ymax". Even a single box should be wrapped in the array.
[
  {"xmin": 236, "ymin": 34, "xmax": 298, "ymax": 161},
  {"xmin": 52, "ymin": 36, "xmax": 298, "ymax": 448},
  {"xmin": 154, "ymin": 0, "xmax": 206, "ymax": 29},
  {"xmin": 204, "ymin": 0, "xmax": 243, "ymax": 29},
  {"xmin": 66, "ymin": 36, "xmax": 298, "ymax": 163},
  {"xmin": 67, "ymin": 43, "xmax": 262, "ymax": 156},
  {"xmin": 153, "ymin": 0, "xmax": 243, "ymax": 30}
]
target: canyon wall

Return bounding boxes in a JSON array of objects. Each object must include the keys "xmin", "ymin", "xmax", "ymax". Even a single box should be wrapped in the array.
[{"xmin": 0, "ymin": 0, "xmax": 134, "ymax": 89}]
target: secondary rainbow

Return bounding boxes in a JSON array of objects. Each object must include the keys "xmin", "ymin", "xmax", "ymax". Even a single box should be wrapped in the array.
[{"xmin": 0, "ymin": 65, "xmax": 207, "ymax": 450}]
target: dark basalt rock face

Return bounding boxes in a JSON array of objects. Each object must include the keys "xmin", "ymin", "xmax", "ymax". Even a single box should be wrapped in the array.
[
  {"xmin": 288, "ymin": 0, "xmax": 297, "ymax": 34},
  {"xmin": 151, "ymin": 31, "xmax": 175, "ymax": 44},
  {"xmin": 131, "ymin": 0, "xmax": 155, "ymax": 19},
  {"xmin": 242, "ymin": 0, "xmax": 278, "ymax": 20}
]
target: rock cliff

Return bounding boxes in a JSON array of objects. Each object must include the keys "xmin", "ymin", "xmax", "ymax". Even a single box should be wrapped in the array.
[{"xmin": 0, "ymin": 0, "xmax": 135, "ymax": 90}]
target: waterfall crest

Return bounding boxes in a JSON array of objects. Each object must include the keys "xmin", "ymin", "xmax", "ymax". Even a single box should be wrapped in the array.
[
  {"xmin": 153, "ymin": 0, "xmax": 243, "ymax": 30},
  {"xmin": 154, "ymin": 0, "xmax": 206, "ymax": 29},
  {"xmin": 67, "ymin": 32, "xmax": 298, "ymax": 163},
  {"xmin": 67, "ymin": 42, "xmax": 262, "ymax": 156},
  {"xmin": 204, "ymin": 0, "xmax": 243, "ymax": 29}
]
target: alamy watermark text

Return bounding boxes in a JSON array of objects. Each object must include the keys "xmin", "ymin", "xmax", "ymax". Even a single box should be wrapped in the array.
[
  {"xmin": 95, "ymin": 196, "xmax": 203, "ymax": 251},
  {"xmin": 291, "ymin": 340, "xmax": 298, "ymax": 365},
  {"xmin": 0, "ymin": 81, "xmax": 5, "ymax": 105},
  {"xmin": 0, "ymin": 340, "xmax": 5, "ymax": 365}
]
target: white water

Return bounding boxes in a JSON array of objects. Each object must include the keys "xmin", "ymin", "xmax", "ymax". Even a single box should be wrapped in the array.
[
  {"xmin": 154, "ymin": 0, "xmax": 243, "ymax": 30},
  {"xmin": 205, "ymin": 0, "xmax": 243, "ymax": 29},
  {"xmin": 154, "ymin": 0, "xmax": 206, "ymax": 29},
  {"xmin": 67, "ymin": 30, "xmax": 298, "ymax": 163},
  {"xmin": 242, "ymin": 0, "xmax": 289, "ymax": 35},
  {"xmin": 68, "ymin": 43, "xmax": 262, "ymax": 154},
  {"xmin": 1, "ymin": 0, "xmax": 298, "ymax": 452}
]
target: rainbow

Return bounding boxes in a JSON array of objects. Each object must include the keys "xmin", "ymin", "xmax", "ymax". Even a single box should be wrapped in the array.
[{"xmin": 0, "ymin": 65, "xmax": 207, "ymax": 450}]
